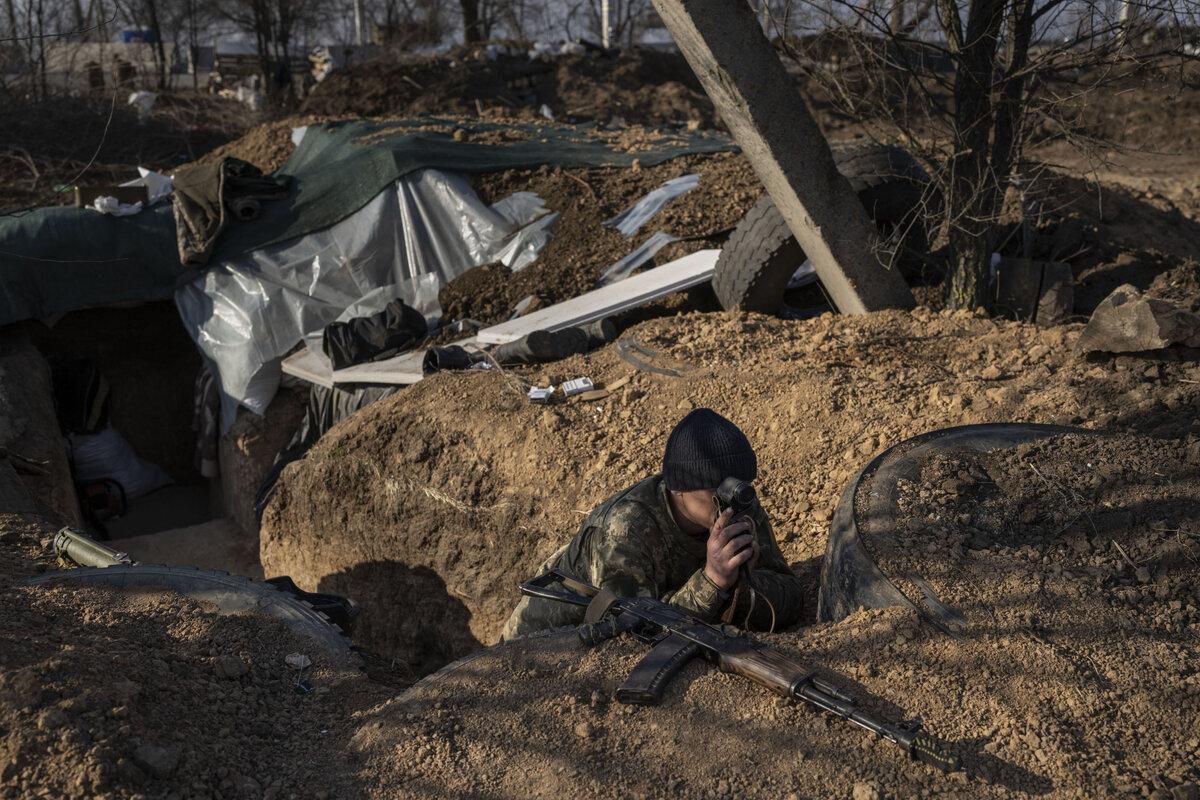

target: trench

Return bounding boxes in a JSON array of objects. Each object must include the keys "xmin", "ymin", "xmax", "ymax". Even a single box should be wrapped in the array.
[{"xmin": 9, "ymin": 301, "xmax": 304, "ymax": 583}]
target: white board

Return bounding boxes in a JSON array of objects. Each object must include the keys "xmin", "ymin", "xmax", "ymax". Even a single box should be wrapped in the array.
[
  {"xmin": 281, "ymin": 337, "xmax": 478, "ymax": 388},
  {"xmin": 280, "ymin": 248, "xmax": 719, "ymax": 387},
  {"xmin": 475, "ymin": 248, "xmax": 719, "ymax": 345}
]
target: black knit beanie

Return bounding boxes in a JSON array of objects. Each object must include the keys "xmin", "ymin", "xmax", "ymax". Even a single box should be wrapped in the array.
[{"xmin": 662, "ymin": 408, "xmax": 757, "ymax": 491}]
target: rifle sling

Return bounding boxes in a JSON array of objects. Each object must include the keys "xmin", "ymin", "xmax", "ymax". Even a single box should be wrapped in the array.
[
  {"xmin": 584, "ymin": 587, "xmax": 621, "ymax": 624},
  {"xmin": 615, "ymin": 632, "xmax": 702, "ymax": 706}
]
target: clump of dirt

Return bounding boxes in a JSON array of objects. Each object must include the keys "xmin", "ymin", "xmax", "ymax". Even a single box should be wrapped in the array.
[
  {"xmin": 441, "ymin": 151, "xmax": 762, "ymax": 324},
  {"xmin": 194, "ymin": 116, "xmax": 325, "ymax": 174},
  {"xmin": 260, "ymin": 306, "xmax": 1200, "ymax": 679},
  {"xmin": 301, "ymin": 47, "xmax": 716, "ymax": 128}
]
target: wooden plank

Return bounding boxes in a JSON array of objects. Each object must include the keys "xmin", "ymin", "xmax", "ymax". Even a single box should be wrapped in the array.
[
  {"xmin": 281, "ymin": 248, "xmax": 719, "ymax": 387},
  {"xmin": 649, "ymin": 0, "xmax": 914, "ymax": 314},
  {"xmin": 281, "ymin": 337, "xmax": 479, "ymax": 387},
  {"xmin": 281, "ymin": 347, "xmax": 334, "ymax": 389},
  {"xmin": 476, "ymin": 248, "xmax": 719, "ymax": 345}
]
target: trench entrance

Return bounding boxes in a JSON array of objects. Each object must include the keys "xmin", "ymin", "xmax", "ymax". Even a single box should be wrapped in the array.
[{"xmin": 25, "ymin": 301, "xmax": 304, "ymax": 581}]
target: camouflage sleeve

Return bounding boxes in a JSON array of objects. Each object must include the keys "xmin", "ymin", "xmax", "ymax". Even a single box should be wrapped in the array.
[
  {"xmin": 731, "ymin": 507, "xmax": 806, "ymax": 630},
  {"xmin": 584, "ymin": 506, "xmax": 662, "ymax": 600},
  {"xmin": 586, "ymin": 504, "xmax": 731, "ymax": 621},
  {"xmin": 664, "ymin": 569, "xmax": 733, "ymax": 622}
]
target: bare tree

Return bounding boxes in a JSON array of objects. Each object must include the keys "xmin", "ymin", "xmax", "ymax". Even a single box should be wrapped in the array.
[{"xmin": 770, "ymin": 0, "xmax": 1200, "ymax": 309}]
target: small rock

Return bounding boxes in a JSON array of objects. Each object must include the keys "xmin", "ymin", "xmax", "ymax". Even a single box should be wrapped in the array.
[
  {"xmin": 36, "ymin": 708, "xmax": 69, "ymax": 730},
  {"xmin": 573, "ymin": 721, "xmax": 594, "ymax": 739},
  {"xmin": 981, "ymin": 365, "xmax": 1004, "ymax": 380},
  {"xmin": 1172, "ymin": 783, "xmax": 1198, "ymax": 800},
  {"xmin": 852, "ymin": 781, "xmax": 882, "ymax": 800},
  {"xmin": 132, "ymin": 744, "xmax": 181, "ymax": 779},
  {"xmin": 1136, "ymin": 566, "xmax": 1152, "ymax": 584},
  {"xmin": 284, "ymin": 653, "xmax": 312, "ymax": 671},
  {"xmin": 215, "ymin": 655, "xmax": 248, "ymax": 679}
]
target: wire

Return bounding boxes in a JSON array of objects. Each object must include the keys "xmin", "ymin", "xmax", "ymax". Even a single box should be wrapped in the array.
[
  {"xmin": 0, "ymin": 13, "xmax": 117, "ymax": 43},
  {"xmin": 0, "ymin": 90, "xmax": 119, "ymax": 219}
]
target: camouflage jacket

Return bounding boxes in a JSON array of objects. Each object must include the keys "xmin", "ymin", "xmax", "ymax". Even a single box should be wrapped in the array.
[{"xmin": 502, "ymin": 475, "xmax": 805, "ymax": 640}]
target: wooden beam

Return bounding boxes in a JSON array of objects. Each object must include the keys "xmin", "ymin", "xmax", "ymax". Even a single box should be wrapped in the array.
[
  {"xmin": 649, "ymin": 0, "xmax": 915, "ymax": 314},
  {"xmin": 477, "ymin": 248, "xmax": 719, "ymax": 345}
]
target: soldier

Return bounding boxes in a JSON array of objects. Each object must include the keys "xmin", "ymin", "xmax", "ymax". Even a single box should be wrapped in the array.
[{"xmin": 502, "ymin": 408, "xmax": 805, "ymax": 640}]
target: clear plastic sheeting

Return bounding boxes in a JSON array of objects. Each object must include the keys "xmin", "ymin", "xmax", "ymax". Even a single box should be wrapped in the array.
[
  {"xmin": 596, "ymin": 231, "xmax": 679, "ymax": 286},
  {"xmin": 490, "ymin": 191, "xmax": 560, "ymax": 272},
  {"xmin": 176, "ymin": 169, "xmax": 554, "ymax": 427},
  {"xmin": 604, "ymin": 174, "xmax": 700, "ymax": 237}
]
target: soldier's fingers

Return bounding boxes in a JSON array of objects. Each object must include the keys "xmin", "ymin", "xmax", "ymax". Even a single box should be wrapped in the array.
[
  {"xmin": 727, "ymin": 546, "xmax": 754, "ymax": 570},
  {"xmin": 719, "ymin": 519, "xmax": 752, "ymax": 544},
  {"xmin": 710, "ymin": 510, "xmax": 737, "ymax": 544},
  {"xmin": 719, "ymin": 532, "xmax": 754, "ymax": 561}
]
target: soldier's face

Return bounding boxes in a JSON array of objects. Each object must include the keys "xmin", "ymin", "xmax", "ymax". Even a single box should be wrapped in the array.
[{"xmin": 672, "ymin": 487, "xmax": 720, "ymax": 530}]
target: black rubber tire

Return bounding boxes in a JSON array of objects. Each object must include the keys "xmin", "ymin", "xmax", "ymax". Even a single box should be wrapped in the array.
[
  {"xmin": 712, "ymin": 142, "xmax": 930, "ymax": 314},
  {"xmin": 22, "ymin": 565, "xmax": 355, "ymax": 657}
]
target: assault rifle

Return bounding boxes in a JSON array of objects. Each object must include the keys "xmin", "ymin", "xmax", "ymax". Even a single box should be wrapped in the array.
[{"xmin": 520, "ymin": 570, "xmax": 961, "ymax": 774}]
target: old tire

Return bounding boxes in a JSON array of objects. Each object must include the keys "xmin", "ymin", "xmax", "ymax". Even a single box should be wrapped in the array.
[
  {"xmin": 713, "ymin": 142, "xmax": 929, "ymax": 314},
  {"xmin": 22, "ymin": 564, "xmax": 355, "ymax": 657}
]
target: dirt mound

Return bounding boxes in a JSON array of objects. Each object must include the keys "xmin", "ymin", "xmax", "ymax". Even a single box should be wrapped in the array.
[
  {"xmin": 0, "ymin": 576, "xmax": 378, "ymax": 799},
  {"xmin": 352, "ymin": 553, "xmax": 1198, "ymax": 799},
  {"xmin": 260, "ymin": 306, "xmax": 1200, "ymax": 678},
  {"xmin": 301, "ymin": 47, "xmax": 715, "ymax": 128},
  {"xmin": 444, "ymin": 151, "xmax": 761, "ymax": 324},
  {"xmin": 194, "ymin": 117, "xmax": 320, "ymax": 174}
]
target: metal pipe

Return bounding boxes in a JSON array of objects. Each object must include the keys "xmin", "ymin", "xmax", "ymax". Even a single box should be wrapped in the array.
[{"xmin": 53, "ymin": 527, "xmax": 132, "ymax": 569}]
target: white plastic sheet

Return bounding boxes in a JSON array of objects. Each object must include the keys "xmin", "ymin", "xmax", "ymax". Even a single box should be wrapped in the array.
[
  {"xmin": 177, "ymin": 168, "xmax": 555, "ymax": 427},
  {"xmin": 604, "ymin": 174, "xmax": 700, "ymax": 237},
  {"xmin": 596, "ymin": 231, "xmax": 679, "ymax": 286}
]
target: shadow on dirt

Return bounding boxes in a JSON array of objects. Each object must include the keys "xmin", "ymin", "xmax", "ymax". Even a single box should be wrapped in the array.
[{"xmin": 319, "ymin": 560, "xmax": 481, "ymax": 681}]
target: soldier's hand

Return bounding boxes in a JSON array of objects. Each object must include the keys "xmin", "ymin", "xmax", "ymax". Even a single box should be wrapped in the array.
[{"xmin": 704, "ymin": 509, "xmax": 758, "ymax": 590}]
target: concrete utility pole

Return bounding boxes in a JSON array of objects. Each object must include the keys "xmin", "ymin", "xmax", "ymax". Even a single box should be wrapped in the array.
[
  {"xmin": 649, "ymin": 0, "xmax": 915, "ymax": 314},
  {"xmin": 353, "ymin": 0, "xmax": 367, "ymax": 46}
]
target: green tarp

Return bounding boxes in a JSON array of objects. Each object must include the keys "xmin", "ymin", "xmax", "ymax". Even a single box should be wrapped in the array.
[{"xmin": 0, "ymin": 118, "xmax": 736, "ymax": 328}]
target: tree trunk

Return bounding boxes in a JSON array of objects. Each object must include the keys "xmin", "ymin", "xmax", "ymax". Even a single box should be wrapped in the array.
[
  {"xmin": 145, "ymin": 0, "xmax": 168, "ymax": 89},
  {"xmin": 460, "ymin": 0, "xmax": 481, "ymax": 42},
  {"xmin": 942, "ymin": 0, "xmax": 1007, "ymax": 310}
]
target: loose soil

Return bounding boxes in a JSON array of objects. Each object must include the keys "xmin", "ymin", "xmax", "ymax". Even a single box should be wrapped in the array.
[
  {"xmin": 0, "ymin": 520, "xmax": 377, "ymax": 800},
  {"xmin": 300, "ymin": 46, "xmax": 717, "ymax": 128}
]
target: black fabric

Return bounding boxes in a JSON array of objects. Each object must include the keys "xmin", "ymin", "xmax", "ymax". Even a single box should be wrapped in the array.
[
  {"xmin": 253, "ymin": 383, "xmax": 400, "ymax": 527},
  {"xmin": 421, "ymin": 345, "xmax": 488, "ymax": 374},
  {"xmin": 661, "ymin": 408, "xmax": 757, "ymax": 491},
  {"xmin": 321, "ymin": 300, "xmax": 427, "ymax": 370},
  {"xmin": 48, "ymin": 356, "xmax": 110, "ymax": 436},
  {"xmin": 490, "ymin": 318, "xmax": 618, "ymax": 367}
]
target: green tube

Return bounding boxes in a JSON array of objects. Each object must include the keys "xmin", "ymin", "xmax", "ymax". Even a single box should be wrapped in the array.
[{"xmin": 52, "ymin": 527, "xmax": 132, "ymax": 568}]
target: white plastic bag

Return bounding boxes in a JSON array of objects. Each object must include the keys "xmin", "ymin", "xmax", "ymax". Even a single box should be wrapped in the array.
[{"xmin": 69, "ymin": 426, "xmax": 173, "ymax": 500}]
